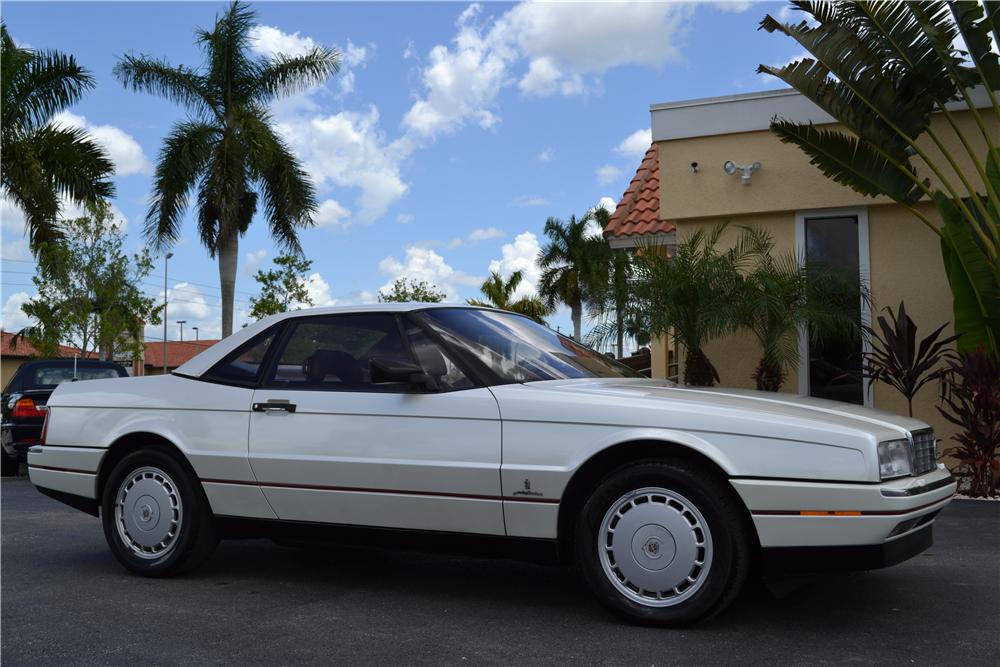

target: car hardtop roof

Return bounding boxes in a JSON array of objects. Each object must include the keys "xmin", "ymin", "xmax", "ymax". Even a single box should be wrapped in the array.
[{"xmin": 173, "ymin": 302, "xmax": 497, "ymax": 377}]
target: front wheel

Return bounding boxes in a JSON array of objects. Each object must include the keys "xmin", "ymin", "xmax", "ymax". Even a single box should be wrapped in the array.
[
  {"xmin": 101, "ymin": 449, "xmax": 218, "ymax": 576},
  {"xmin": 575, "ymin": 460, "xmax": 752, "ymax": 626}
]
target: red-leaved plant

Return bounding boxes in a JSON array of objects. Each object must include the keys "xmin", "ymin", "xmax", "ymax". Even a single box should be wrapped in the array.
[{"xmin": 938, "ymin": 347, "xmax": 1000, "ymax": 498}]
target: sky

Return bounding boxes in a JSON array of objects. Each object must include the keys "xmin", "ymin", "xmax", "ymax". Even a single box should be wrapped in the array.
[{"xmin": 0, "ymin": 0, "xmax": 806, "ymax": 344}]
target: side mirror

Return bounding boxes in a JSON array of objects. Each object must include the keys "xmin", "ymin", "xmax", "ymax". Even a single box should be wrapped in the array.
[{"xmin": 369, "ymin": 358, "xmax": 439, "ymax": 391}]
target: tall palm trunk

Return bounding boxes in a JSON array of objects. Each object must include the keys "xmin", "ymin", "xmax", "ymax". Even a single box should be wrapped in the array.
[
  {"xmin": 571, "ymin": 300, "xmax": 582, "ymax": 341},
  {"xmin": 218, "ymin": 231, "xmax": 238, "ymax": 338}
]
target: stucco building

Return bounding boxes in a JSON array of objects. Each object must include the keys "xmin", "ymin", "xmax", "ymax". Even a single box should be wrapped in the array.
[{"xmin": 604, "ymin": 88, "xmax": 997, "ymax": 444}]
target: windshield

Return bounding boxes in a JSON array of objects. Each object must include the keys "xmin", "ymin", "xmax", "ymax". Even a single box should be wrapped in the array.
[
  {"xmin": 26, "ymin": 365, "xmax": 124, "ymax": 388},
  {"xmin": 416, "ymin": 308, "xmax": 642, "ymax": 383}
]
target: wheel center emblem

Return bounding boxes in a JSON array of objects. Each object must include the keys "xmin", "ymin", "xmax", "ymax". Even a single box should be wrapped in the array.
[
  {"xmin": 644, "ymin": 538, "xmax": 662, "ymax": 558},
  {"xmin": 140, "ymin": 504, "xmax": 153, "ymax": 522}
]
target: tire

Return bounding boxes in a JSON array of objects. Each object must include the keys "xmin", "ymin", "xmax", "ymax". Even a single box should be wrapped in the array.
[
  {"xmin": 101, "ymin": 449, "xmax": 218, "ymax": 577},
  {"xmin": 1, "ymin": 452, "xmax": 19, "ymax": 477},
  {"xmin": 575, "ymin": 460, "xmax": 752, "ymax": 626}
]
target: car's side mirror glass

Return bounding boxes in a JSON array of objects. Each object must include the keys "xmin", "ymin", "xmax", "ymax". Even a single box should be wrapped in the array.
[{"xmin": 369, "ymin": 358, "xmax": 439, "ymax": 391}]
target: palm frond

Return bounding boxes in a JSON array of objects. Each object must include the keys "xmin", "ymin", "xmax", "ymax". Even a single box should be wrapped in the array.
[
  {"xmin": 114, "ymin": 54, "xmax": 216, "ymax": 117},
  {"xmin": 771, "ymin": 120, "xmax": 926, "ymax": 205},
  {"xmin": 252, "ymin": 47, "xmax": 341, "ymax": 101},
  {"xmin": 144, "ymin": 121, "xmax": 219, "ymax": 252},
  {"xmin": 33, "ymin": 124, "xmax": 115, "ymax": 203},
  {"xmin": 3, "ymin": 45, "xmax": 94, "ymax": 131}
]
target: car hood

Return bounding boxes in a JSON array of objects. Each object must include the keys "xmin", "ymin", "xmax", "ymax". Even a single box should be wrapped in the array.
[{"xmin": 492, "ymin": 378, "xmax": 927, "ymax": 445}]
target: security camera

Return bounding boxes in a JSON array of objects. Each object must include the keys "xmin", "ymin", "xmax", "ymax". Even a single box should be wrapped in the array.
[{"xmin": 690, "ymin": 161, "xmax": 699, "ymax": 173}]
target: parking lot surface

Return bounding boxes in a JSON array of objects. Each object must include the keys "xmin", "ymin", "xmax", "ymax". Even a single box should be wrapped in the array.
[{"xmin": 2, "ymin": 476, "xmax": 998, "ymax": 666}]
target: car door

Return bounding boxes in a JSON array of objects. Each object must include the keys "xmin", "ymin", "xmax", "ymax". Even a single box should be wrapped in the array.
[{"xmin": 247, "ymin": 311, "xmax": 505, "ymax": 535}]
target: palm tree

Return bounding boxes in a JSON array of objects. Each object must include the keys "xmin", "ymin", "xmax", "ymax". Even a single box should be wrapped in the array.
[
  {"xmin": 758, "ymin": 1, "xmax": 1000, "ymax": 356},
  {"xmin": 632, "ymin": 224, "xmax": 754, "ymax": 386},
  {"xmin": 468, "ymin": 270, "xmax": 551, "ymax": 324},
  {"xmin": 734, "ymin": 227, "xmax": 867, "ymax": 391},
  {"xmin": 1, "ymin": 23, "xmax": 114, "ymax": 259},
  {"xmin": 537, "ymin": 213, "xmax": 608, "ymax": 340},
  {"xmin": 114, "ymin": 1, "xmax": 340, "ymax": 337},
  {"xmin": 587, "ymin": 206, "xmax": 636, "ymax": 358}
]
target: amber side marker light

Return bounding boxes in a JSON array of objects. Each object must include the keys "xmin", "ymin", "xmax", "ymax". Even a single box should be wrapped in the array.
[{"xmin": 800, "ymin": 510, "xmax": 862, "ymax": 516}]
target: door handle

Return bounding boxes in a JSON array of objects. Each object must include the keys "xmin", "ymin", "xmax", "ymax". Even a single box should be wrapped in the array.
[{"xmin": 252, "ymin": 402, "xmax": 297, "ymax": 413}]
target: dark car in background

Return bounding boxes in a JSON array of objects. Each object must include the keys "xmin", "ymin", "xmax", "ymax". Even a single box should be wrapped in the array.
[{"xmin": 2, "ymin": 359, "xmax": 128, "ymax": 476}]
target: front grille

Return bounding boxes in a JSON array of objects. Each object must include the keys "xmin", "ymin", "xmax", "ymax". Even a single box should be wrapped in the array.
[{"xmin": 911, "ymin": 429, "xmax": 938, "ymax": 475}]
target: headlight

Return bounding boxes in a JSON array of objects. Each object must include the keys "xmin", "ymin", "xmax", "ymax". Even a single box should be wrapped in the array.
[{"xmin": 878, "ymin": 439, "xmax": 912, "ymax": 480}]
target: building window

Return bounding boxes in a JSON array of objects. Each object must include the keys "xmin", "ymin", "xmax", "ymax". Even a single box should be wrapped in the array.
[{"xmin": 795, "ymin": 208, "xmax": 872, "ymax": 407}]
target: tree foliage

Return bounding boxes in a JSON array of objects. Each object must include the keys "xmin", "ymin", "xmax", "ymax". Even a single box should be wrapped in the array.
[
  {"xmin": 734, "ymin": 226, "xmax": 867, "ymax": 392},
  {"xmin": 114, "ymin": 1, "xmax": 340, "ymax": 337},
  {"xmin": 630, "ymin": 225, "xmax": 759, "ymax": 386},
  {"xmin": 248, "ymin": 253, "xmax": 314, "ymax": 319},
  {"xmin": 758, "ymin": 1, "xmax": 1000, "ymax": 356},
  {"xmin": 1, "ymin": 23, "xmax": 114, "ymax": 263},
  {"xmin": 468, "ymin": 271, "xmax": 551, "ymax": 324},
  {"xmin": 537, "ymin": 212, "xmax": 609, "ymax": 340},
  {"xmin": 15, "ymin": 204, "xmax": 162, "ymax": 361},
  {"xmin": 378, "ymin": 278, "xmax": 447, "ymax": 303}
]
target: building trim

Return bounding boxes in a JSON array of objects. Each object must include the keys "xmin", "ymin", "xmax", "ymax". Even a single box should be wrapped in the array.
[
  {"xmin": 651, "ymin": 86, "xmax": 992, "ymax": 142},
  {"xmin": 795, "ymin": 207, "xmax": 873, "ymax": 408},
  {"xmin": 608, "ymin": 231, "xmax": 676, "ymax": 249}
]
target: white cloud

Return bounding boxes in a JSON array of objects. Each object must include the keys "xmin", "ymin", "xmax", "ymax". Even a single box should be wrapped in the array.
[
  {"xmin": 314, "ymin": 198, "xmax": 352, "ymax": 229},
  {"xmin": 243, "ymin": 249, "xmax": 267, "ymax": 277},
  {"xmin": 615, "ymin": 128, "xmax": 652, "ymax": 161},
  {"xmin": 512, "ymin": 195, "xmax": 549, "ymax": 207},
  {"xmin": 249, "ymin": 25, "xmax": 319, "ymax": 58},
  {"xmin": 518, "ymin": 56, "xmax": 584, "ymax": 97},
  {"xmin": 378, "ymin": 246, "xmax": 480, "ymax": 300},
  {"xmin": 596, "ymin": 164, "xmax": 623, "ymax": 185},
  {"xmin": 396, "ymin": 213, "xmax": 414, "ymax": 225},
  {"xmin": 488, "ymin": 231, "xmax": 542, "ymax": 299},
  {"xmin": 594, "ymin": 196, "xmax": 617, "ymax": 215},
  {"xmin": 2, "ymin": 292, "xmax": 34, "ymax": 333},
  {"xmin": 300, "ymin": 272, "xmax": 338, "ymax": 308},
  {"xmin": 715, "ymin": 1, "xmax": 752, "ymax": 14},
  {"xmin": 166, "ymin": 282, "xmax": 213, "ymax": 321},
  {"xmin": 536, "ymin": 148, "xmax": 554, "ymax": 163},
  {"xmin": 401, "ymin": 1, "xmax": 693, "ymax": 145},
  {"xmin": 468, "ymin": 226, "xmax": 505, "ymax": 242},
  {"xmin": 52, "ymin": 111, "xmax": 151, "ymax": 177},
  {"xmin": 277, "ymin": 106, "xmax": 408, "ymax": 225},
  {"xmin": 342, "ymin": 40, "xmax": 369, "ymax": 67}
]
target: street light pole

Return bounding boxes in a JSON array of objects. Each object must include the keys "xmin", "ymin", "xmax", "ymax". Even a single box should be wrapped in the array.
[
  {"xmin": 192, "ymin": 326, "xmax": 199, "ymax": 341},
  {"xmin": 177, "ymin": 320, "xmax": 187, "ymax": 342},
  {"xmin": 162, "ymin": 252, "xmax": 173, "ymax": 373}
]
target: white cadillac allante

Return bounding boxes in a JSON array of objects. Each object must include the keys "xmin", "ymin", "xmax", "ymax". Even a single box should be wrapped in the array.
[{"xmin": 29, "ymin": 304, "xmax": 955, "ymax": 625}]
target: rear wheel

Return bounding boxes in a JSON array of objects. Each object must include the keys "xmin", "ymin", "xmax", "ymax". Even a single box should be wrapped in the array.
[
  {"xmin": 575, "ymin": 460, "xmax": 752, "ymax": 626},
  {"xmin": 101, "ymin": 449, "xmax": 218, "ymax": 576}
]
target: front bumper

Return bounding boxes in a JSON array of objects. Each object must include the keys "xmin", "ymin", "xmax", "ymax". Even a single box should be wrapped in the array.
[
  {"xmin": 761, "ymin": 523, "xmax": 934, "ymax": 574},
  {"xmin": 731, "ymin": 465, "xmax": 955, "ymax": 549}
]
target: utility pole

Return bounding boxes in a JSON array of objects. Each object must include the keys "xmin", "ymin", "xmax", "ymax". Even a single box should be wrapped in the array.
[{"xmin": 162, "ymin": 252, "xmax": 173, "ymax": 373}]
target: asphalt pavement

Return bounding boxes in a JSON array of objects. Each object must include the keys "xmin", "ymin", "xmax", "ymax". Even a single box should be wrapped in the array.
[{"xmin": 2, "ymin": 476, "xmax": 998, "ymax": 666}]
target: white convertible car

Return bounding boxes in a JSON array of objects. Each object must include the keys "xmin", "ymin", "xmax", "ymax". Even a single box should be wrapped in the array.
[{"xmin": 29, "ymin": 304, "xmax": 955, "ymax": 625}]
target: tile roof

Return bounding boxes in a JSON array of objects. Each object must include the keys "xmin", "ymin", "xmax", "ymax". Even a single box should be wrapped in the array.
[
  {"xmin": 143, "ymin": 339, "xmax": 220, "ymax": 370},
  {"xmin": 603, "ymin": 143, "xmax": 675, "ymax": 239},
  {"xmin": 1, "ymin": 331, "xmax": 97, "ymax": 359}
]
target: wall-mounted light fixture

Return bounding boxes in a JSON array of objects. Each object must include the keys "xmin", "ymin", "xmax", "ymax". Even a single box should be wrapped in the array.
[
  {"xmin": 723, "ymin": 160, "xmax": 761, "ymax": 185},
  {"xmin": 690, "ymin": 161, "xmax": 699, "ymax": 174}
]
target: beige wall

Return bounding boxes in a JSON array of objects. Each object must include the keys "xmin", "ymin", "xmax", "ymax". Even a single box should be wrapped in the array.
[
  {"xmin": 2, "ymin": 358, "xmax": 25, "ymax": 390},
  {"xmin": 645, "ymin": 109, "xmax": 997, "ymax": 448}
]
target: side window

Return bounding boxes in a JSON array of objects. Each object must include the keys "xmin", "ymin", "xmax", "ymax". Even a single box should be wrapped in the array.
[
  {"xmin": 204, "ymin": 331, "xmax": 277, "ymax": 386},
  {"xmin": 265, "ymin": 314, "xmax": 412, "ymax": 391},
  {"xmin": 403, "ymin": 322, "xmax": 474, "ymax": 392}
]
